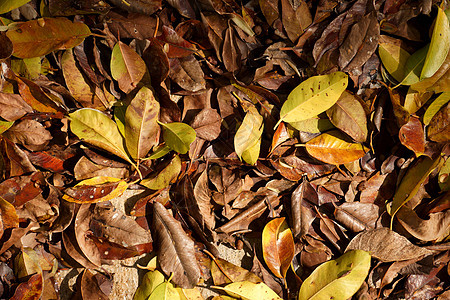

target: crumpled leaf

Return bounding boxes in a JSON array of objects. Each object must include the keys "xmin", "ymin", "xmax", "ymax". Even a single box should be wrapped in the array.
[
  {"xmin": 421, "ymin": 7, "xmax": 450, "ymax": 79},
  {"xmin": 169, "ymin": 55, "xmax": 206, "ymax": 92},
  {"xmin": 213, "ymin": 281, "xmax": 282, "ymax": 300},
  {"xmin": 427, "ymin": 101, "xmax": 450, "ymax": 142},
  {"xmin": 111, "ymin": 41, "xmax": 147, "ymax": 93},
  {"xmin": 278, "ymin": 72, "xmax": 348, "ymax": 124},
  {"xmin": 153, "ymin": 201, "xmax": 201, "ymax": 288},
  {"xmin": 160, "ymin": 122, "xmax": 196, "ymax": 154},
  {"xmin": 0, "ymin": 92, "xmax": 32, "ymax": 121},
  {"xmin": 190, "ymin": 108, "xmax": 222, "ymax": 141},
  {"xmin": 125, "ymin": 86, "xmax": 160, "ymax": 160},
  {"xmin": 3, "ymin": 119, "xmax": 52, "ymax": 151},
  {"xmin": 305, "ymin": 130, "xmax": 369, "ymax": 165},
  {"xmin": 6, "ymin": 17, "xmax": 91, "ymax": 58},
  {"xmin": 346, "ymin": 228, "xmax": 434, "ymax": 262},
  {"xmin": 298, "ymin": 250, "xmax": 371, "ymax": 300},
  {"xmin": 63, "ymin": 176, "xmax": 128, "ymax": 203},
  {"xmin": 69, "ymin": 108, "xmax": 132, "ymax": 163},
  {"xmin": 262, "ymin": 217, "xmax": 294, "ymax": 279},
  {"xmin": 234, "ymin": 106, "xmax": 263, "ymax": 165},
  {"xmin": 10, "ymin": 273, "xmax": 43, "ymax": 300}
]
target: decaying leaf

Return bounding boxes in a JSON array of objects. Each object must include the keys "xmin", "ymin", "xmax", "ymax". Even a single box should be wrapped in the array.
[
  {"xmin": 346, "ymin": 228, "xmax": 434, "ymax": 262},
  {"xmin": 153, "ymin": 202, "xmax": 201, "ymax": 288},
  {"xmin": 63, "ymin": 177, "xmax": 128, "ymax": 203}
]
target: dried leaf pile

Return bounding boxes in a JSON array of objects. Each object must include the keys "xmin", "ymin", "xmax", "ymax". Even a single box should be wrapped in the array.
[{"xmin": 0, "ymin": 0, "xmax": 449, "ymax": 299}]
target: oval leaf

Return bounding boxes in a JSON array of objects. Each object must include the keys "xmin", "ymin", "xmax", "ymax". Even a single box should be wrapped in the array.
[
  {"xmin": 140, "ymin": 155, "xmax": 181, "ymax": 190},
  {"xmin": 262, "ymin": 217, "xmax": 295, "ymax": 279},
  {"xmin": 148, "ymin": 281, "xmax": 180, "ymax": 300},
  {"xmin": 298, "ymin": 250, "xmax": 371, "ymax": 300},
  {"xmin": 111, "ymin": 41, "xmax": 147, "ymax": 93},
  {"xmin": 346, "ymin": 228, "xmax": 434, "ymax": 262},
  {"xmin": 305, "ymin": 130, "xmax": 369, "ymax": 165},
  {"xmin": 378, "ymin": 42, "xmax": 410, "ymax": 82},
  {"xmin": 234, "ymin": 106, "xmax": 263, "ymax": 165},
  {"xmin": 125, "ymin": 86, "xmax": 160, "ymax": 160},
  {"xmin": 214, "ymin": 281, "xmax": 282, "ymax": 300},
  {"xmin": 0, "ymin": 0, "xmax": 31, "ymax": 14},
  {"xmin": 6, "ymin": 18, "xmax": 91, "ymax": 58},
  {"xmin": 63, "ymin": 176, "xmax": 128, "ymax": 203},
  {"xmin": 421, "ymin": 7, "xmax": 450, "ymax": 79},
  {"xmin": 423, "ymin": 92, "xmax": 450, "ymax": 125},
  {"xmin": 160, "ymin": 122, "xmax": 196, "ymax": 154},
  {"xmin": 133, "ymin": 270, "xmax": 166, "ymax": 300},
  {"xmin": 400, "ymin": 44, "xmax": 428, "ymax": 86},
  {"xmin": 326, "ymin": 91, "xmax": 368, "ymax": 142},
  {"xmin": 279, "ymin": 71, "xmax": 348, "ymax": 123},
  {"xmin": 69, "ymin": 108, "xmax": 131, "ymax": 163}
]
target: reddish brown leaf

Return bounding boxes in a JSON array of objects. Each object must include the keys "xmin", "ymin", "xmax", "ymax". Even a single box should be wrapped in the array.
[
  {"xmin": 10, "ymin": 273, "xmax": 43, "ymax": 300},
  {"xmin": 399, "ymin": 116, "xmax": 425, "ymax": 155}
]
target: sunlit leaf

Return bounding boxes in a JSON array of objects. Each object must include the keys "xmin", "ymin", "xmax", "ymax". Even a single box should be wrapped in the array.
[
  {"xmin": 234, "ymin": 106, "xmax": 263, "ymax": 165},
  {"xmin": 288, "ymin": 113, "xmax": 334, "ymax": 133},
  {"xmin": 69, "ymin": 108, "xmax": 132, "ymax": 163},
  {"xmin": 134, "ymin": 269, "xmax": 165, "ymax": 300},
  {"xmin": 262, "ymin": 217, "xmax": 295, "ymax": 279},
  {"xmin": 0, "ymin": 0, "xmax": 31, "ymax": 14},
  {"xmin": 160, "ymin": 122, "xmax": 196, "ymax": 154},
  {"xmin": 6, "ymin": 18, "xmax": 91, "ymax": 58},
  {"xmin": 378, "ymin": 42, "xmax": 410, "ymax": 82},
  {"xmin": 149, "ymin": 281, "xmax": 180, "ymax": 300},
  {"xmin": 140, "ymin": 155, "xmax": 181, "ymax": 190},
  {"xmin": 125, "ymin": 86, "xmax": 160, "ymax": 160},
  {"xmin": 427, "ymin": 101, "xmax": 450, "ymax": 142},
  {"xmin": 111, "ymin": 41, "xmax": 147, "ymax": 93},
  {"xmin": 400, "ymin": 44, "xmax": 428, "ymax": 86},
  {"xmin": 298, "ymin": 250, "xmax": 371, "ymax": 300},
  {"xmin": 389, "ymin": 156, "xmax": 443, "ymax": 220},
  {"xmin": 399, "ymin": 116, "xmax": 425, "ymax": 156},
  {"xmin": 326, "ymin": 91, "xmax": 367, "ymax": 142},
  {"xmin": 403, "ymin": 87, "xmax": 433, "ymax": 114},
  {"xmin": 423, "ymin": 92, "xmax": 450, "ymax": 125},
  {"xmin": 213, "ymin": 281, "xmax": 282, "ymax": 300},
  {"xmin": 0, "ymin": 119, "xmax": 14, "ymax": 134},
  {"xmin": 62, "ymin": 176, "xmax": 128, "ymax": 203},
  {"xmin": 421, "ymin": 7, "xmax": 450, "ymax": 79},
  {"xmin": 176, "ymin": 287, "xmax": 204, "ymax": 300},
  {"xmin": 211, "ymin": 257, "xmax": 262, "ymax": 286},
  {"xmin": 278, "ymin": 72, "xmax": 348, "ymax": 124},
  {"xmin": 305, "ymin": 130, "xmax": 369, "ymax": 165}
]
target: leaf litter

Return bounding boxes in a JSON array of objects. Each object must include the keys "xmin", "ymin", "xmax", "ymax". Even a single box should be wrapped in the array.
[{"xmin": 0, "ymin": 1, "xmax": 449, "ymax": 299}]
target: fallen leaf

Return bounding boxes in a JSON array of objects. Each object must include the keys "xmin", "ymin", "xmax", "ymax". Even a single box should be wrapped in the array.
[
  {"xmin": 190, "ymin": 108, "xmax": 222, "ymax": 141},
  {"xmin": 10, "ymin": 273, "xmax": 43, "ymax": 300},
  {"xmin": 0, "ymin": 0, "xmax": 31, "ymax": 14},
  {"xmin": 6, "ymin": 17, "xmax": 91, "ymax": 58},
  {"xmin": 346, "ymin": 228, "xmax": 434, "ymax": 262},
  {"xmin": 234, "ymin": 106, "xmax": 263, "ymax": 165},
  {"xmin": 427, "ymin": 101, "xmax": 450, "ymax": 143},
  {"xmin": 213, "ymin": 281, "xmax": 282, "ymax": 300},
  {"xmin": 420, "ymin": 7, "xmax": 450, "ymax": 79},
  {"xmin": 278, "ymin": 71, "xmax": 348, "ymax": 124},
  {"xmin": 110, "ymin": 41, "xmax": 147, "ymax": 93},
  {"xmin": 160, "ymin": 122, "xmax": 196, "ymax": 154},
  {"xmin": 69, "ymin": 108, "xmax": 132, "ymax": 163},
  {"xmin": 134, "ymin": 269, "xmax": 165, "ymax": 300},
  {"xmin": 326, "ymin": 91, "xmax": 368, "ymax": 142},
  {"xmin": 141, "ymin": 155, "xmax": 181, "ymax": 190},
  {"xmin": 0, "ymin": 92, "xmax": 32, "ymax": 121},
  {"xmin": 169, "ymin": 55, "xmax": 206, "ymax": 92},
  {"xmin": 298, "ymin": 250, "xmax": 371, "ymax": 300},
  {"xmin": 399, "ymin": 116, "xmax": 425, "ymax": 156},
  {"xmin": 211, "ymin": 257, "xmax": 262, "ymax": 285},
  {"xmin": 423, "ymin": 92, "xmax": 450, "ymax": 125},
  {"xmin": 148, "ymin": 280, "xmax": 180, "ymax": 300},
  {"xmin": 378, "ymin": 41, "xmax": 410, "ymax": 82},
  {"xmin": 125, "ymin": 86, "xmax": 160, "ymax": 160},
  {"xmin": 3, "ymin": 119, "xmax": 52, "ymax": 151},
  {"xmin": 63, "ymin": 176, "xmax": 128, "ymax": 203},
  {"xmin": 305, "ymin": 130, "xmax": 369, "ymax": 165},
  {"xmin": 153, "ymin": 201, "xmax": 201, "ymax": 288},
  {"xmin": 262, "ymin": 217, "xmax": 295, "ymax": 279}
]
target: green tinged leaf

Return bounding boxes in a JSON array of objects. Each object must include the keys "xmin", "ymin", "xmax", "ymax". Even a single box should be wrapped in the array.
[
  {"xmin": 279, "ymin": 72, "xmax": 348, "ymax": 124},
  {"xmin": 378, "ymin": 42, "xmax": 410, "ymax": 82},
  {"xmin": 214, "ymin": 281, "xmax": 282, "ymax": 300},
  {"xmin": 389, "ymin": 156, "xmax": 443, "ymax": 220},
  {"xmin": 69, "ymin": 108, "xmax": 131, "ymax": 163},
  {"xmin": 421, "ymin": 7, "xmax": 450, "ymax": 79},
  {"xmin": 148, "ymin": 281, "xmax": 180, "ymax": 300},
  {"xmin": 234, "ymin": 106, "xmax": 264, "ymax": 165},
  {"xmin": 0, "ymin": 0, "xmax": 31, "ymax": 14},
  {"xmin": 125, "ymin": 86, "xmax": 160, "ymax": 160},
  {"xmin": 111, "ymin": 41, "xmax": 147, "ymax": 93},
  {"xmin": 140, "ymin": 155, "xmax": 181, "ymax": 190},
  {"xmin": 160, "ymin": 122, "xmax": 196, "ymax": 154},
  {"xmin": 0, "ymin": 119, "xmax": 14, "ymax": 134},
  {"xmin": 298, "ymin": 250, "xmax": 371, "ymax": 300},
  {"xmin": 6, "ymin": 18, "xmax": 91, "ymax": 58},
  {"xmin": 423, "ymin": 92, "xmax": 450, "ymax": 125},
  {"xmin": 400, "ymin": 44, "xmax": 428, "ymax": 86},
  {"xmin": 289, "ymin": 113, "xmax": 334, "ymax": 133},
  {"xmin": 133, "ymin": 270, "xmax": 165, "ymax": 300}
]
